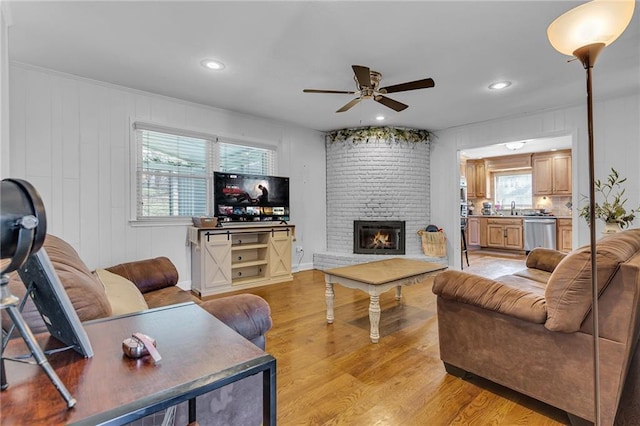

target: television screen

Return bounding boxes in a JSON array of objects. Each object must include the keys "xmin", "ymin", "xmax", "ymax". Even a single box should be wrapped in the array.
[{"xmin": 214, "ymin": 172, "xmax": 290, "ymax": 223}]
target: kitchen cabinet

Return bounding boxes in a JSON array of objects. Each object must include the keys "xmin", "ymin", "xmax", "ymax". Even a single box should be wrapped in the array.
[
  {"xmin": 467, "ymin": 217, "xmax": 480, "ymax": 246},
  {"xmin": 533, "ymin": 150, "xmax": 572, "ymax": 196},
  {"xmin": 479, "ymin": 217, "xmax": 488, "ymax": 247},
  {"xmin": 466, "ymin": 160, "xmax": 488, "ymax": 199},
  {"xmin": 556, "ymin": 218, "xmax": 572, "ymax": 252},
  {"xmin": 486, "ymin": 218, "xmax": 523, "ymax": 250}
]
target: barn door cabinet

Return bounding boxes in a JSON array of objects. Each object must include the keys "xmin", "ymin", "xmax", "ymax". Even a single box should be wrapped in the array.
[{"xmin": 189, "ymin": 224, "xmax": 294, "ymax": 297}]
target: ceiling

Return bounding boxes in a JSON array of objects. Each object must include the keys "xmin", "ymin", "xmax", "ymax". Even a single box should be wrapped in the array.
[
  {"xmin": 461, "ymin": 135, "xmax": 572, "ymax": 159},
  {"xmin": 5, "ymin": 1, "xmax": 640, "ymax": 134}
]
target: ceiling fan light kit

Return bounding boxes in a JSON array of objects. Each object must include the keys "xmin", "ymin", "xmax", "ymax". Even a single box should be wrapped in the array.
[{"xmin": 303, "ymin": 65, "xmax": 435, "ymax": 113}]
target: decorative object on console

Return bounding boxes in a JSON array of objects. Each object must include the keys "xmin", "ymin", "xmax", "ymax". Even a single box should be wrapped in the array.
[
  {"xmin": 547, "ymin": 1, "xmax": 636, "ymax": 423},
  {"xmin": 578, "ymin": 168, "xmax": 639, "ymax": 232},
  {"xmin": 192, "ymin": 216, "xmax": 218, "ymax": 228}
]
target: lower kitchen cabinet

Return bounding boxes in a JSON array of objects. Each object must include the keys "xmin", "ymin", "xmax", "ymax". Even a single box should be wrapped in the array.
[
  {"xmin": 557, "ymin": 218, "xmax": 572, "ymax": 252},
  {"xmin": 467, "ymin": 217, "xmax": 480, "ymax": 246},
  {"xmin": 486, "ymin": 218, "xmax": 524, "ymax": 250}
]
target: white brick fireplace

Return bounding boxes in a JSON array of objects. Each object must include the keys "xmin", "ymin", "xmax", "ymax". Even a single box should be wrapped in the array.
[{"xmin": 313, "ymin": 128, "xmax": 447, "ymax": 269}]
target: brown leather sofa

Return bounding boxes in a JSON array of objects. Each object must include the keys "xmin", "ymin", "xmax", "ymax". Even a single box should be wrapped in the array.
[
  {"xmin": 432, "ymin": 228, "xmax": 640, "ymax": 426},
  {"xmin": 2, "ymin": 234, "xmax": 272, "ymax": 426}
]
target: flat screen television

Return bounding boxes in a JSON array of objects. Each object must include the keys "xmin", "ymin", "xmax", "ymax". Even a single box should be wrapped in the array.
[{"xmin": 214, "ymin": 172, "xmax": 290, "ymax": 223}]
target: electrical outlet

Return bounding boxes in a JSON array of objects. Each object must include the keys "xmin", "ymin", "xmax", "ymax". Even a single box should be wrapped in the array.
[{"xmin": 295, "ymin": 246, "xmax": 304, "ymax": 254}]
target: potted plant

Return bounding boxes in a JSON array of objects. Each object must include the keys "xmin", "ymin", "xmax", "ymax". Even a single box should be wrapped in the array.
[{"xmin": 579, "ymin": 168, "xmax": 640, "ymax": 232}]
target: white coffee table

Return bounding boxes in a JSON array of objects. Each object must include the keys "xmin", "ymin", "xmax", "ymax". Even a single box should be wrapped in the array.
[{"xmin": 324, "ymin": 258, "xmax": 447, "ymax": 343}]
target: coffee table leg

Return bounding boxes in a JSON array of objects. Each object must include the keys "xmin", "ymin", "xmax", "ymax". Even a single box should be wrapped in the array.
[
  {"xmin": 395, "ymin": 286, "xmax": 402, "ymax": 301},
  {"xmin": 369, "ymin": 294, "xmax": 381, "ymax": 343},
  {"xmin": 325, "ymin": 281, "xmax": 335, "ymax": 324}
]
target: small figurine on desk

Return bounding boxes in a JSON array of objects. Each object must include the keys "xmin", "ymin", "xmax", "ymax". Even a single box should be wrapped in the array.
[{"xmin": 122, "ymin": 333, "xmax": 162, "ymax": 364}]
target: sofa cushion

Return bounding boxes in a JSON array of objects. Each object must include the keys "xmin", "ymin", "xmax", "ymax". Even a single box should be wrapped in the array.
[
  {"xmin": 106, "ymin": 256, "xmax": 178, "ymax": 294},
  {"xmin": 512, "ymin": 268, "xmax": 552, "ymax": 284},
  {"xmin": 432, "ymin": 270, "xmax": 547, "ymax": 324},
  {"xmin": 2, "ymin": 234, "xmax": 112, "ymax": 334},
  {"xmin": 545, "ymin": 228, "xmax": 640, "ymax": 332},
  {"xmin": 95, "ymin": 269, "xmax": 149, "ymax": 315},
  {"xmin": 142, "ymin": 286, "xmax": 198, "ymax": 309}
]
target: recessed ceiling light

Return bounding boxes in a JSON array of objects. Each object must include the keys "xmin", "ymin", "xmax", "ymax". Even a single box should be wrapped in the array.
[
  {"xmin": 375, "ymin": 115, "xmax": 385, "ymax": 121},
  {"xmin": 488, "ymin": 81, "xmax": 512, "ymax": 90},
  {"xmin": 201, "ymin": 59, "xmax": 225, "ymax": 70}
]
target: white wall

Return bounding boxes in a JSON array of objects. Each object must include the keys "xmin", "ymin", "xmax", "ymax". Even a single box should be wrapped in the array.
[
  {"xmin": 431, "ymin": 92, "xmax": 640, "ymax": 269},
  {"xmin": 8, "ymin": 63, "xmax": 325, "ymax": 285},
  {"xmin": 0, "ymin": 2, "xmax": 10, "ymax": 178}
]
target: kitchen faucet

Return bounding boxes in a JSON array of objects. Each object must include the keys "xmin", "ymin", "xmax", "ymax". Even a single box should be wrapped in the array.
[{"xmin": 511, "ymin": 201, "xmax": 516, "ymax": 215}]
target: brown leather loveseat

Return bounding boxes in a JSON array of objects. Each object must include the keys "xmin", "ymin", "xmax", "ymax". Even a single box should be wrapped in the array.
[
  {"xmin": 432, "ymin": 228, "xmax": 640, "ymax": 425},
  {"xmin": 2, "ymin": 234, "xmax": 272, "ymax": 426}
]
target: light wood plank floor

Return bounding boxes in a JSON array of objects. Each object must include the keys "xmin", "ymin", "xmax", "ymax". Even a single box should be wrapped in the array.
[{"xmin": 218, "ymin": 252, "xmax": 569, "ymax": 425}]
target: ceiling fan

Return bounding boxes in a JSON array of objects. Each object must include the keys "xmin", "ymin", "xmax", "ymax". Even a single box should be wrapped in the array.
[{"xmin": 303, "ymin": 65, "xmax": 435, "ymax": 113}]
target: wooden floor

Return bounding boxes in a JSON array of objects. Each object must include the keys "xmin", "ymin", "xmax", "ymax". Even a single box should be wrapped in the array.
[{"xmin": 221, "ymin": 251, "xmax": 570, "ymax": 425}]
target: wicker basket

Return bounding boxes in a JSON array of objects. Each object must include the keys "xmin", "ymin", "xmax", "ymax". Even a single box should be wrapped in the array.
[{"xmin": 417, "ymin": 230, "xmax": 447, "ymax": 257}]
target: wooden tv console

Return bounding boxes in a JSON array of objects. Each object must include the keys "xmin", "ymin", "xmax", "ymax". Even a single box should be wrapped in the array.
[{"xmin": 189, "ymin": 224, "xmax": 295, "ymax": 297}]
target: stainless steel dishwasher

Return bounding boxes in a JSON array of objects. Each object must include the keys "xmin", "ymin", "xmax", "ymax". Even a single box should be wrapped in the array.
[{"xmin": 524, "ymin": 217, "xmax": 557, "ymax": 253}]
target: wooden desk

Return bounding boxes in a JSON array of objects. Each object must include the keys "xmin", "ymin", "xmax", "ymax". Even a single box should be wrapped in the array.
[
  {"xmin": 0, "ymin": 303, "xmax": 276, "ymax": 425},
  {"xmin": 324, "ymin": 258, "xmax": 447, "ymax": 343}
]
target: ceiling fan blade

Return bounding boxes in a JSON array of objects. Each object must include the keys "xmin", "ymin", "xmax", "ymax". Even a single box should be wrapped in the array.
[
  {"xmin": 374, "ymin": 95, "xmax": 408, "ymax": 112},
  {"xmin": 336, "ymin": 98, "xmax": 362, "ymax": 113},
  {"xmin": 352, "ymin": 65, "xmax": 371, "ymax": 88},
  {"xmin": 303, "ymin": 89, "xmax": 356, "ymax": 94},
  {"xmin": 380, "ymin": 78, "xmax": 435, "ymax": 94}
]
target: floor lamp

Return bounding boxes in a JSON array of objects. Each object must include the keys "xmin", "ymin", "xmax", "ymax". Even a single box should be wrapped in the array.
[{"xmin": 547, "ymin": 1, "xmax": 635, "ymax": 424}]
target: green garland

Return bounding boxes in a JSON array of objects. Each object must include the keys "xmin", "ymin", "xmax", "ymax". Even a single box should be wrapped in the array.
[{"xmin": 326, "ymin": 126, "xmax": 432, "ymax": 145}]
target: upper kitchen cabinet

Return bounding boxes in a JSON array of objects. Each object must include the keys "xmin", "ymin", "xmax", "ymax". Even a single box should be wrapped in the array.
[
  {"xmin": 532, "ymin": 150, "xmax": 572, "ymax": 196},
  {"xmin": 466, "ymin": 159, "xmax": 488, "ymax": 199}
]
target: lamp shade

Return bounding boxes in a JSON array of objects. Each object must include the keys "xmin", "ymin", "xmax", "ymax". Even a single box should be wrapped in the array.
[{"xmin": 547, "ymin": 0, "xmax": 635, "ymax": 55}]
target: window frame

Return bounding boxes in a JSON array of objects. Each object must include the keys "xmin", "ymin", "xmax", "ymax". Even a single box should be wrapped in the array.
[
  {"xmin": 129, "ymin": 121, "xmax": 278, "ymax": 225},
  {"xmin": 493, "ymin": 170, "xmax": 533, "ymax": 210}
]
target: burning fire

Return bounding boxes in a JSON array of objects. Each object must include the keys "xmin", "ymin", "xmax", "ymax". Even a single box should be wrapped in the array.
[{"xmin": 369, "ymin": 231, "xmax": 393, "ymax": 249}]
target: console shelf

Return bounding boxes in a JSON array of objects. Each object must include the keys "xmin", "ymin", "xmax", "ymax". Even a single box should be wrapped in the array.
[
  {"xmin": 189, "ymin": 224, "xmax": 294, "ymax": 297},
  {"xmin": 232, "ymin": 259, "xmax": 268, "ymax": 269}
]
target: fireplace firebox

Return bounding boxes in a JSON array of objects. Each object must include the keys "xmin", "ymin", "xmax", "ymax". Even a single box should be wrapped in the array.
[{"xmin": 353, "ymin": 220, "xmax": 405, "ymax": 255}]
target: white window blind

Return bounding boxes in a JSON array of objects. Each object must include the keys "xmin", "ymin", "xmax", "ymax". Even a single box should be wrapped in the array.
[
  {"xmin": 218, "ymin": 142, "xmax": 275, "ymax": 175},
  {"xmin": 133, "ymin": 124, "xmax": 277, "ymax": 220},
  {"xmin": 494, "ymin": 172, "xmax": 533, "ymax": 209}
]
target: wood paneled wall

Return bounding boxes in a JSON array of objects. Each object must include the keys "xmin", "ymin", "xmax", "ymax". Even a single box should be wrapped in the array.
[
  {"xmin": 432, "ymin": 93, "xmax": 640, "ymax": 269},
  {"xmin": 7, "ymin": 64, "xmax": 326, "ymax": 285}
]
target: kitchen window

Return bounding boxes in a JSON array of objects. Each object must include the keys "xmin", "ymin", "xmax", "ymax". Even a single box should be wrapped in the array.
[
  {"xmin": 494, "ymin": 171, "xmax": 532, "ymax": 209},
  {"xmin": 132, "ymin": 123, "xmax": 276, "ymax": 221}
]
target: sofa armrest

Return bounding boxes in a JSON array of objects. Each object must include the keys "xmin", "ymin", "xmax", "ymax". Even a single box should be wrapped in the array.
[
  {"xmin": 526, "ymin": 248, "xmax": 566, "ymax": 273},
  {"xmin": 106, "ymin": 257, "xmax": 178, "ymax": 294},
  {"xmin": 200, "ymin": 294, "xmax": 272, "ymax": 350},
  {"xmin": 432, "ymin": 270, "xmax": 547, "ymax": 324}
]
